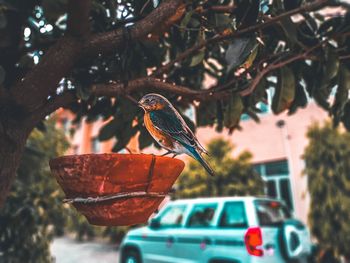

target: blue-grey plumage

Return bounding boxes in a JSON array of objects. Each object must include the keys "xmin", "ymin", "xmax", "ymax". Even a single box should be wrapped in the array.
[{"xmin": 138, "ymin": 93, "xmax": 215, "ymax": 176}]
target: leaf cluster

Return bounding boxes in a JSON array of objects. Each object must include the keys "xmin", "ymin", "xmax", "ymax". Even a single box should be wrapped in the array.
[{"xmin": 175, "ymin": 138, "xmax": 264, "ymax": 198}]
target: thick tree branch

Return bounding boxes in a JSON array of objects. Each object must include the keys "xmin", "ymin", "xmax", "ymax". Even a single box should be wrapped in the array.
[
  {"xmin": 195, "ymin": 4, "xmax": 236, "ymax": 14},
  {"xmin": 66, "ymin": 0, "xmax": 91, "ymax": 38},
  {"xmin": 83, "ymin": 0, "xmax": 183, "ymax": 55},
  {"xmin": 90, "ymin": 77, "xmax": 217, "ymax": 100},
  {"xmin": 152, "ymin": 0, "xmax": 329, "ymax": 77}
]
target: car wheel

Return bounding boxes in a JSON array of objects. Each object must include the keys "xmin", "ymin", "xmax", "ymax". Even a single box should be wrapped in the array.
[{"xmin": 122, "ymin": 248, "xmax": 142, "ymax": 263}]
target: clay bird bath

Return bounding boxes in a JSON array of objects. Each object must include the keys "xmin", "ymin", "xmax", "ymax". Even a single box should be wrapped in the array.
[{"xmin": 49, "ymin": 153, "xmax": 184, "ymax": 226}]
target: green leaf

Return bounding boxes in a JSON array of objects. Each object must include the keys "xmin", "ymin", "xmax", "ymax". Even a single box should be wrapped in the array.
[
  {"xmin": 214, "ymin": 13, "xmax": 232, "ymax": 30},
  {"xmin": 190, "ymin": 50, "xmax": 205, "ymax": 67},
  {"xmin": 180, "ymin": 11, "xmax": 193, "ymax": 31},
  {"xmin": 138, "ymin": 127, "xmax": 154, "ymax": 150},
  {"xmin": 283, "ymin": 0, "xmax": 302, "ymax": 10},
  {"xmin": 321, "ymin": 47, "xmax": 339, "ymax": 88},
  {"xmin": 235, "ymin": 0, "xmax": 259, "ymax": 27},
  {"xmin": 196, "ymin": 101, "xmax": 216, "ymax": 127},
  {"xmin": 280, "ymin": 17, "xmax": 299, "ymax": 46},
  {"xmin": 249, "ymin": 77, "xmax": 267, "ymax": 106},
  {"xmin": 216, "ymin": 100, "xmax": 224, "ymax": 132},
  {"xmin": 98, "ymin": 118, "xmax": 119, "ymax": 141},
  {"xmin": 225, "ymin": 37, "xmax": 257, "ymax": 72},
  {"xmin": 224, "ymin": 94, "xmax": 243, "ymax": 131},
  {"xmin": 272, "ymin": 67, "xmax": 296, "ymax": 114},
  {"xmin": 112, "ymin": 125, "xmax": 138, "ymax": 152},
  {"xmin": 332, "ymin": 66, "xmax": 350, "ymax": 126},
  {"xmin": 341, "ymin": 102, "xmax": 350, "ymax": 131},
  {"xmin": 288, "ymin": 83, "xmax": 308, "ymax": 115},
  {"xmin": 246, "ymin": 108, "xmax": 260, "ymax": 123},
  {"xmin": 314, "ymin": 48, "xmax": 339, "ymax": 111},
  {"xmin": 182, "ymin": 114, "xmax": 196, "ymax": 133}
]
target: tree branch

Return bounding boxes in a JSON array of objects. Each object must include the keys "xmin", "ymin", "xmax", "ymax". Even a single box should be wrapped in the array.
[
  {"xmin": 83, "ymin": 0, "xmax": 183, "ymax": 55},
  {"xmin": 152, "ymin": 0, "xmax": 329, "ymax": 77},
  {"xmin": 239, "ymin": 51, "xmax": 316, "ymax": 96},
  {"xmin": 31, "ymin": 76, "xmax": 226, "ymax": 123},
  {"xmin": 195, "ymin": 4, "xmax": 236, "ymax": 14},
  {"xmin": 90, "ymin": 77, "xmax": 219, "ymax": 100}
]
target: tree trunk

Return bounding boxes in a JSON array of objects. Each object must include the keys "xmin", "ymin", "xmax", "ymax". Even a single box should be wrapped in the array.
[{"xmin": 0, "ymin": 123, "xmax": 29, "ymax": 207}]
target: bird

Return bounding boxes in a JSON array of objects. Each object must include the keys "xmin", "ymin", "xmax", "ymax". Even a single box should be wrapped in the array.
[{"xmin": 138, "ymin": 93, "xmax": 215, "ymax": 177}]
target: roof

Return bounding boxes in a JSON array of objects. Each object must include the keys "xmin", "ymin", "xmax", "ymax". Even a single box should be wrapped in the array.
[{"xmin": 169, "ymin": 196, "xmax": 280, "ymax": 205}]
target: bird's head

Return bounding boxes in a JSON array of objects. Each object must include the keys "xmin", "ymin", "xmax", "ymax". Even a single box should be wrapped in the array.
[{"xmin": 138, "ymin": 93, "xmax": 170, "ymax": 112}]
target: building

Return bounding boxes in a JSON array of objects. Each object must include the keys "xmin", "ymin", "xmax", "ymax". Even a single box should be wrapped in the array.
[
  {"xmin": 196, "ymin": 102, "xmax": 329, "ymax": 224},
  {"xmin": 56, "ymin": 102, "xmax": 329, "ymax": 225}
]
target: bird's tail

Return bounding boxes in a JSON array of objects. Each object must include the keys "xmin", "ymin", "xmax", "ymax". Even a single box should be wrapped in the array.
[{"xmin": 189, "ymin": 147, "xmax": 215, "ymax": 177}]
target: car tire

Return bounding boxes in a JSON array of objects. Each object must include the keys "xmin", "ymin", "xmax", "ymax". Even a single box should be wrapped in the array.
[{"xmin": 121, "ymin": 248, "xmax": 142, "ymax": 263}]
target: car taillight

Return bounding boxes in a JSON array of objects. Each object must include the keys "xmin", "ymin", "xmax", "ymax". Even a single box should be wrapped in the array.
[{"xmin": 245, "ymin": 227, "xmax": 264, "ymax": 257}]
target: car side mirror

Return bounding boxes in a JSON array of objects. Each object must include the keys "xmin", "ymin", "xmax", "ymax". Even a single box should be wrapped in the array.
[{"xmin": 149, "ymin": 218, "xmax": 161, "ymax": 229}]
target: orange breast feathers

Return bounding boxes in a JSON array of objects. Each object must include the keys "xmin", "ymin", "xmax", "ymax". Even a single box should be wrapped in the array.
[{"xmin": 144, "ymin": 112, "xmax": 174, "ymax": 149}]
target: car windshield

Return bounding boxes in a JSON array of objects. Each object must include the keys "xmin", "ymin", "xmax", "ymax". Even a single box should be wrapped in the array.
[
  {"xmin": 187, "ymin": 203, "xmax": 217, "ymax": 228},
  {"xmin": 255, "ymin": 200, "xmax": 291, "ymax": 226},
  {"xmin": 157, "ymin": 204, "xmax": 187, "ymax": 227}
]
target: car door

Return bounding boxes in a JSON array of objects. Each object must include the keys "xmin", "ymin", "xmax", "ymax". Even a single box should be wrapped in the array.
[
  {"xmin": 141, "ymin": 204, "xmax": 187, "ymax": 263},
  {"xmin": 209, "ymin": 201, "xmax": 250, "ymax": 262},
  {"xmin": 171, "ymin": 202, "xmax": 219, "ymax": 263}
]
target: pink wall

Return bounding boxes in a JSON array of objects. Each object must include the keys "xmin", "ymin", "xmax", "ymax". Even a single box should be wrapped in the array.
[{"xmin": 195, "ymin": 103, "xmax": 329, "ymax": 223}]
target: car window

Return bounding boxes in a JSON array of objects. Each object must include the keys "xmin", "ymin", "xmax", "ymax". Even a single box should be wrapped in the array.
[
  {"xmin": 158, "ymin": 204, "xmax": 187, "ymax": 227},
  {"xmin": 187, "ymin": 203, "xmax": 217, "ymax": 228},
  {"xmin": 254, "ymin": 200, "xmax": 291, "ymax": 226},
  {"xmin": 219, "ymin": 201, "xmax": 247, "ymax": 228}
]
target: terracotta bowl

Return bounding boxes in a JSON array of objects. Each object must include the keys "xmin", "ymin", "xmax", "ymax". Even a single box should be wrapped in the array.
[{"xmin": 49, "ymin": 154, "xmax": 185, "ymax": 226}]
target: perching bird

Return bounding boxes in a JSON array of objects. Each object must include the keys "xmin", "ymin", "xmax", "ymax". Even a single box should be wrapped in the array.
[{"xmin": 138, "ymin": 93, "xmax": 215, "ymax": 177}]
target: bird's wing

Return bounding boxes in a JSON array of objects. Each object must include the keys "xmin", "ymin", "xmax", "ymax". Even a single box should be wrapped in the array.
[{"xmin": 149, "ymin": 110, "xmax": 196, "ymax": 148}]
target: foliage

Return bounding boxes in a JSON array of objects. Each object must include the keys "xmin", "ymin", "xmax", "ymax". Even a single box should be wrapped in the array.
[
  {"xmin": 1, "ymin": 0, "xmax": 350, "ymax": 153},
  {"xmin": 303, "ymin": 122, "xmax": 350, "ymax": 261},
  {"xmin": 175, "ymin": 138, "xmax": 264, "ymax": 198},
  {"xmin": 0, "ymin": 119, "xmax": 69, "ymax": 263}
]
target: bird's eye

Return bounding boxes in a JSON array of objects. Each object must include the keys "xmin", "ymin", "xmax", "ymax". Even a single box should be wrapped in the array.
[{"xmin": 144, "ymin": 99, "xmax": 150, "ymax": 103}]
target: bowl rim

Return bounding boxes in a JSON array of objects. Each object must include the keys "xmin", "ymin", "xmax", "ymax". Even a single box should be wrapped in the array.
[{"xmin": 49, "ymin": 153, "xmax": 185, "ymax": 166}]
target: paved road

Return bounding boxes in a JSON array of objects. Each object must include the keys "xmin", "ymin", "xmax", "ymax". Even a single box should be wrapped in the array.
[{"xmin": 51, "ymin": 237, "xmax": 120, "ymax": 263}]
